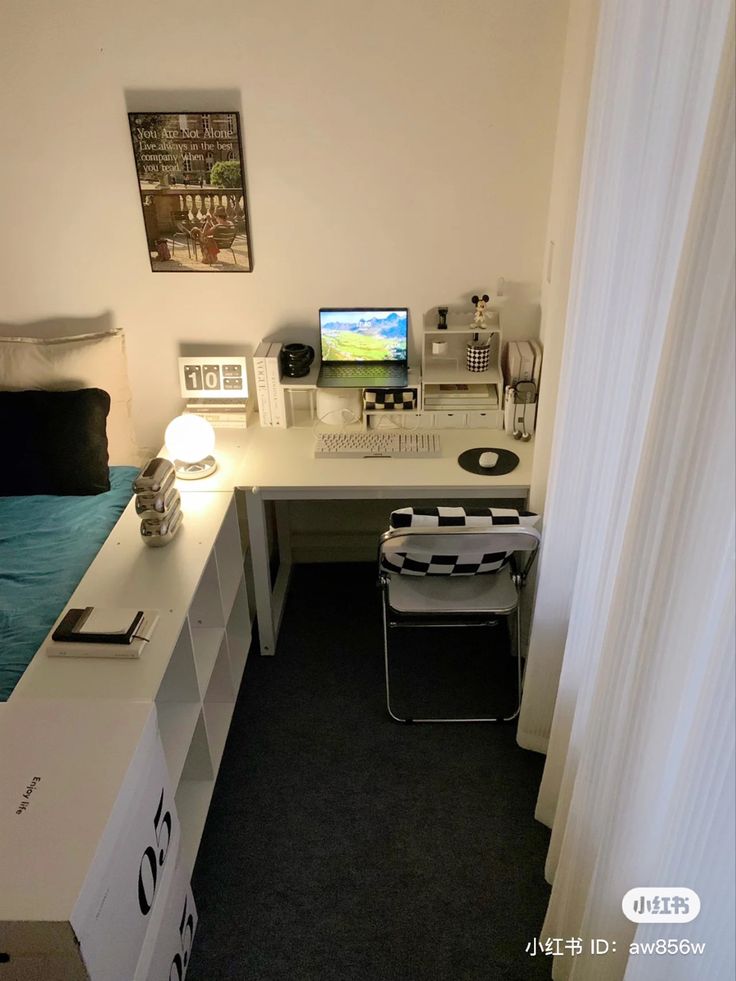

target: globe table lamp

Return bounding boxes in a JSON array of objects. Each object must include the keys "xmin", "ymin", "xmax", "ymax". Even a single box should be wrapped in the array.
[{"xmin": 165, "ymin": 413, "xmax": 217, "ymax": 479}]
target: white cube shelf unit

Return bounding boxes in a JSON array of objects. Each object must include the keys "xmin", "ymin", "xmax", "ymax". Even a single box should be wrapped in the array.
[
  {"xmin": 421, "ymin": 315, "xmax": 504, "ymax": 428},
  {"xmin": 0, "ymin": 700, "xmax": 181, "ymax": 981},
  {"xmin": 12, "ymin": 491, "xmax": 250, "ymax": 876}
]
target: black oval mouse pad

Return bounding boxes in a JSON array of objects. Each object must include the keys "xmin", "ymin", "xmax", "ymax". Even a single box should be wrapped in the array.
[{"xmin": 458, "ymin": 447, "xmax": 520, "ymax": 476}]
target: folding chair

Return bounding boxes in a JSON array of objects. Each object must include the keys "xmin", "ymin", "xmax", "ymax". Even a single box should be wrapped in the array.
[{"xmin": 378, "ymin": 507, "xmax": 540, "ymax": 723}]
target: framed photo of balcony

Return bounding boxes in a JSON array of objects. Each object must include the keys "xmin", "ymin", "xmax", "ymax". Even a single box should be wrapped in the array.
[{"xmin": 128, "ymin": 111, "xmax": 253, "ymax": 273}]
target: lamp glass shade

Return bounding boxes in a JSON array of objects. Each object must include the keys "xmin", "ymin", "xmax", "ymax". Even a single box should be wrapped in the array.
[{"xmin": 165, "ymin": 414, "xmax": 217, "ymax": 478}]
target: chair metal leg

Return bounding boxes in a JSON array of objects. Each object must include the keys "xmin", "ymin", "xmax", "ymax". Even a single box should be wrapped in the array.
[
  {"xmin": 500, "ymin": 606, "xmax": 523, "ymax": 723},
  {"xmin": 381, "ymin": 588, "xmax": 522, "ymax": 724},
  {"xmin": 171, "ymin": 233, "xmax": 191, "ymax": 259},
  {"xmin": 381, "ymin": 589, "xmax": 409, "ymax": 723}
]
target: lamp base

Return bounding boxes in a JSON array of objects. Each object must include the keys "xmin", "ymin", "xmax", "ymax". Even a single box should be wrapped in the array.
[{"xmin": 173, "ymin": 456, "xmax": 217, "ymax": 480}]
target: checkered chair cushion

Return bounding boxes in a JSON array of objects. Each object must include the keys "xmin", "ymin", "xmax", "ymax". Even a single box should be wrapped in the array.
[
  {"xmin": 363, "ymin": 389, "xmax": 417, "ymax": 411},
  {"xmin": 381, "ymin": 506, "xmax": 540, "ymax": 576}
]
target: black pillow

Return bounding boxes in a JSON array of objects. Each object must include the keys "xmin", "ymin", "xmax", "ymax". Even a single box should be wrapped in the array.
[{"xmin": 0, "ymin": 388, "xmax": 111, "ymax": 495}]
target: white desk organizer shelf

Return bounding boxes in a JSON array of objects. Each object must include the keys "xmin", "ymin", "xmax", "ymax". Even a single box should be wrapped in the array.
[
  {"xmin": 281, "ymin": 359, "xmax": 320, "ymax": 427},
  {"xmin": 421, "ymin": 309, "xmax": 504, "ymax": 429},
  {"xmin": 266, "ymin": 313, "xmax": 509, "ymax": 431}
]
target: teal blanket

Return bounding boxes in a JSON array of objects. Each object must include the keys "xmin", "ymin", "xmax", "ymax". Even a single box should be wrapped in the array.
[{"xmin": 0, "ymin": 467, "xmax": 138, "ymax": 700}]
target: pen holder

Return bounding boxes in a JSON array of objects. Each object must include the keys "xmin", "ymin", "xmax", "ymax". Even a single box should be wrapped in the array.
[{"xmin": 466, "ymin": 338, "xmax": 491, "ymax": 373}]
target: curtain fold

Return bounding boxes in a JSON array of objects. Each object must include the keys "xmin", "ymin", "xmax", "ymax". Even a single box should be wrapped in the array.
[
  {"xmin": 518, "ymin": 0, "xmax": 732, "ymax": 775},
  {"xmin": 516, "ymin": 0, "xmax": 734, "ymax": 978}
]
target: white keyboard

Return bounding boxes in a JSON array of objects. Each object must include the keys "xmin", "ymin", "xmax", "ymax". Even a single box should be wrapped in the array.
[{"xmin": 314, "ymin": 431, "xmax": 442, "ymax": 458}]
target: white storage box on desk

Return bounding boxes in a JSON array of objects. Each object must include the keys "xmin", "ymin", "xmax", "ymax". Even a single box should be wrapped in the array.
[
  {"xmin": 429, "ymin": 411, "xmax": 468, "ymax": 429},
  {"xmin": 0, "ymin": 700, "xmax": 178, "ymax": 981},
  {"xmin": 469, "ymin": 410, "xmax": 504, "ymax": 428}
]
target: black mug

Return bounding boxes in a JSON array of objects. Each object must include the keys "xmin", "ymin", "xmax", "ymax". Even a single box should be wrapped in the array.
[{"xmin": 280, "ymin": 343, "xmax": 315, "ymax": 378}]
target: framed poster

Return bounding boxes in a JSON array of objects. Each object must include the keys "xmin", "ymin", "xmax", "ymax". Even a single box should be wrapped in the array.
[{"xmin": 128, "ymin": 112, "xmax": 253, "ymax": 273}]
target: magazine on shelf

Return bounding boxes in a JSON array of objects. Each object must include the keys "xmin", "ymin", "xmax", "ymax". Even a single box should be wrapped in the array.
[
  {"xmin": 425, "ymin": 383, "xmax": 493, "ymax": 400},
  {"xmin": 424, "ymin": 383, "xmax": 498, "ymax": 410}
]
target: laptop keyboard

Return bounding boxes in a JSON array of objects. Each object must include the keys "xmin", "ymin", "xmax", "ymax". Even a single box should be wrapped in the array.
[{"xmin": 324, "ymin": 364, "xmax": 405, "ymax": 378}]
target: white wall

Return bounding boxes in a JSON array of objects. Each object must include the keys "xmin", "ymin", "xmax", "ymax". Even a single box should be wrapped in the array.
[
  {"xmin": 530, "ymin": 0, "xmax": 599, "ymax": 512},
  {"xmin": 0, "ymin": 0, "xmax": 569, "ymax": 451}
]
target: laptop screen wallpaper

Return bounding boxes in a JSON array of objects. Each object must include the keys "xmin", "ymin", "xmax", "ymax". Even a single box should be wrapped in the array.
[{"xmin": 319, "ymin": 309, "xmax": 408, "ymax": 362}]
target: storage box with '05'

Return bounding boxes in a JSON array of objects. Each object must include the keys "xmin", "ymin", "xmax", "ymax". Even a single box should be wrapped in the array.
[{"xmin": 363, "ymin": 389, "xmax": 417, "ymax": 411}]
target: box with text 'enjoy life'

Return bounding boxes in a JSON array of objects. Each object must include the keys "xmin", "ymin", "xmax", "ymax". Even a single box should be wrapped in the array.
[{"xmin": 0, "ymin": 700, "xmax": 179, "ymax": 981}]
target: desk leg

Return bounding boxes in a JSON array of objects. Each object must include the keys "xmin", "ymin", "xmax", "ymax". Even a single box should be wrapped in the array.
[
  {"xmin": 274, "ymin": 502, "xmax": 292, "ymax": 565},
  {"xmin": 272, "ymin": 502, "xmax": 293, "ymax": 642},
  {"xmin": 245, "ymin": 488, "xmax": 276, "ymax": 656}
]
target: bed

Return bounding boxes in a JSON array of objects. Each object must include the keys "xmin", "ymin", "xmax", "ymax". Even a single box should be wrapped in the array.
[
  {"xmin": 0, "ymin": 467, "xmax": 139, "ymax": 700},
  {"xmin": 0, "ymin": 323, "xmax": 144, "ymax": 700}
]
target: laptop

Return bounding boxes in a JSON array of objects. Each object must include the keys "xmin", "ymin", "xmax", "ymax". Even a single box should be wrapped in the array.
[{"xmin": 317, "ymin": 308, "xmax": 409, "ymax": 388}]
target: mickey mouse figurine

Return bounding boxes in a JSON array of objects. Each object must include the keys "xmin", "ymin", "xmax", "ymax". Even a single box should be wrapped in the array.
[{"xmin": 472, "ymin": 293, "xmax": 490, "ymax": 328}]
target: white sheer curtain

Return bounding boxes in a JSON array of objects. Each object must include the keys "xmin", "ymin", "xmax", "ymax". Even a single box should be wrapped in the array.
[{"xmin": 515, "ymin": 0, "xmax": 735, "ymax": 978}]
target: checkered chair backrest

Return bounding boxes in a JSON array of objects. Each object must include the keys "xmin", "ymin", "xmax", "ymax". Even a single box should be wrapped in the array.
[{"xmin": 380, "ymin": 506, "xmax": 540, "ymax": 577}]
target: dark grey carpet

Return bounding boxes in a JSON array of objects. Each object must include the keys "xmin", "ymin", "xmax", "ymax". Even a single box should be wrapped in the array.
[{"xmin": 189, "ymin": 563, "xmax": 551, "ymax": 981}]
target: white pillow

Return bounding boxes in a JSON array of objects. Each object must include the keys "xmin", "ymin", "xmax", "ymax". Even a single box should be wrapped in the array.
[{"xmin": 0, "ymin": 329, "xmax": 140, "ymax": 465}]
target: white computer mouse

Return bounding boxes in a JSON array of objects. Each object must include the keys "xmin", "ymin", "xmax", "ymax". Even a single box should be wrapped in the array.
[{"xmin": 479, "ymin": 451, "xmax": 499, "ymax": 469}]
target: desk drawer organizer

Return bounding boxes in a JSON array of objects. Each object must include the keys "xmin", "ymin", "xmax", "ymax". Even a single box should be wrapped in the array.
[{"xmin": 363, "ymin": 388, "xmax": 418, "ymax": 411}]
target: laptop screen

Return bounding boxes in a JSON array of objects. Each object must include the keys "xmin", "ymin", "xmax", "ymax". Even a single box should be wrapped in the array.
[{"xmin": 319, "ymin": 308, "xmax": 408, "ymax": 363}]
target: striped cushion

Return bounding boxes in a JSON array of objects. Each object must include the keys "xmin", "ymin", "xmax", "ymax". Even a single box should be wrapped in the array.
[
  {"xmin": 389, "ymin": 506, "xmax": 539, "ymax": 529},
  {"xmin": 363, "ymin": 389, "xmax": 417, "ymax": 411},
  {"xmin": 382, "ymin": 506, "xmax": 539, "ymax": 576}
]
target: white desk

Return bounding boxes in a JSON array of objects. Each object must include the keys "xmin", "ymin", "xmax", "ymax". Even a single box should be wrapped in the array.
[{"xmin": 203, "ymin": 425, "xmax": 534, "ymax": 656}]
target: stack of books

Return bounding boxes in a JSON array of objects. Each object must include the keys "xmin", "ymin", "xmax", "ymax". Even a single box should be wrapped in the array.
[
  {"xmin": 253, "ymin": 341, "xmax": 287, "ymax": 427},
  {"xmin": 184, "ymin": 398, "xmax": 249, "ymax": 428},
  {"xmin": 423, "ymin": 383, "xmax": 499, "ymax": 411}
]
